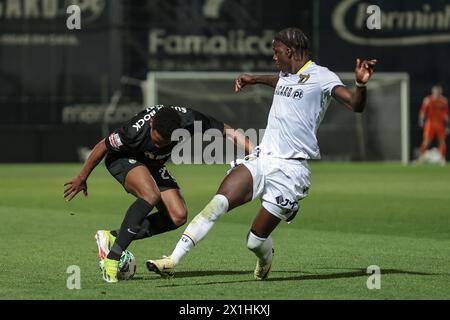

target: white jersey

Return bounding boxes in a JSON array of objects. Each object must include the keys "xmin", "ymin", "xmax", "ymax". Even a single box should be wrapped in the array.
[{"xmin": 259, "ymin": 61, "xmax": 344, "ymax": 159}]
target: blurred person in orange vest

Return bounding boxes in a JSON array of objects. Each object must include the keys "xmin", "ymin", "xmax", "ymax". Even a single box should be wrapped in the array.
[{"xmin": 418, "ymin": 84, "xmax": 449, "ymax": 164}]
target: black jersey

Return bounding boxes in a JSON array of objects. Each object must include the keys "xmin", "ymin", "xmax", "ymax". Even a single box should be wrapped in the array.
[{"xmin": 104, "ymin": 105, "xmax": 224, "ymax": 166}]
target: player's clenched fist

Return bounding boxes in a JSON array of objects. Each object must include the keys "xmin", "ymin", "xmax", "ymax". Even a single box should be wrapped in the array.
[
  {"xmin": 234, "ymin": 74, "xmax": 256, "ymax": 92},
  {"xmin": 355, "ymin": 58, "xmax": 377, "ymax": 85}
]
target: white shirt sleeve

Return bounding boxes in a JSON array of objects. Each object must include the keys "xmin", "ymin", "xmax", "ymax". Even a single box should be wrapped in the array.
[{"xmin": 319, "ymin": 68, "xmax": 344, "ymax": 96}]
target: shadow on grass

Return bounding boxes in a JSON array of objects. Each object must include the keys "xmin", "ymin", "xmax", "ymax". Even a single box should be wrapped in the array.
[
  {"xmin": 150, "ymin": 268, "xmax": 445, "ymax": 287},
  {"xmin": 131, "ymin": 270, "xmax": 252, "ymax": 281}
]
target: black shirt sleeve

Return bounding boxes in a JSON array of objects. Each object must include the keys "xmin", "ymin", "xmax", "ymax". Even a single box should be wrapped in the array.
[
  {"xmin": 104, "ymin": 110, "xmax": 150, "ymax": 152},
  {"xmin": 180, "ymin": 107, "xmax": 225, "ymax": 135},
  {"xmin": 105, "ymin": 126, "xmax": 143, "ymax": 153}
]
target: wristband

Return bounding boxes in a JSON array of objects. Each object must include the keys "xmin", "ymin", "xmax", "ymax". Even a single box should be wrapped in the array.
[{"xmin": 355, "ymin": 80, "xmax": 367, "ymax": 88}]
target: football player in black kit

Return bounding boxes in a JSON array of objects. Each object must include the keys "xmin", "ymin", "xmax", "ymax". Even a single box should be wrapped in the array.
[{"xmin": 64, "ymin": 105, "xmax": 252, "ymax": 283}]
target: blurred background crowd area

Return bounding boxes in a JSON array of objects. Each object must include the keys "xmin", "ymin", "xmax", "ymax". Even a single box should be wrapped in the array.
[{"xmin": 0, "ymin": 0, "xmax": 448, "ymax": 162}]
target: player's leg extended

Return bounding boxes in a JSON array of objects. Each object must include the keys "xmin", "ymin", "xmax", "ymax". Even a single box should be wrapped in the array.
[
  {"xmin": 112, "ymin": 189, "xmax": 187, "ymax": 240},
  {"xmin": 178, "ymin": 164, "xmax": 254, "ymax": 253},
  {"xmin": 146, "ymin": 165, "xmax": 254, "ymax": 276},
  {"xmin": 247, "ymin": 207, "xmax": 280, "ymax": 280},
  {"xmin": 420, "ymin": 124, "xmax": 432, "ymax": 156},
  {"xmin": 102, "ymin": 165, "xmax": 160, "ymax": 282},
  {"xmin": 110, "ymin": 165, "xmax": 186, "ymax": 240},
  {"xmin": 437, "ymin": 127, "xmax": 447, "ymax": 161},
  {"xmin": 97, "ymin": 157, "xmax": 161, "ymax": 282},
  {"xmin": 420, "ymin": 137, "xmax": 431, "ymax": 156}
]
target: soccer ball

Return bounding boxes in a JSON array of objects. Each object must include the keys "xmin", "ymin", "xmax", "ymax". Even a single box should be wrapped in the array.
[{"xmin": 118, "ymin": 250, "xmax": 137, "ymax": 280}]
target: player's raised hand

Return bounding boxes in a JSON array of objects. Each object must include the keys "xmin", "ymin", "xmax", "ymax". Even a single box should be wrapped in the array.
[
  {"xmin": 355, "ymin": 58, "xmax": 377, "ymax": 85},
  {"xmin": 234, "ymin": 74, "xmax": 256, "ymax": 92},
  {"xmin": 64, "ymin": 176, "xmax": 88, "ymax": 201}
]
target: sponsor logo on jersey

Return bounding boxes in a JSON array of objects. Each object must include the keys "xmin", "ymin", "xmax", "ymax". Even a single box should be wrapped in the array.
[
  {"xmin": 275, "ymin": 85, "xmax": 304, "ymax": 100},
  {"xmin": 132, "ymin": 106, "xmax": 188, "ymax": 131},
  {"xmin": 292, "ymin": 89, "xmax": 304, "ymax": 100},
  {"xmin": 108, "ymin": 133, "xmax": 123, "ymax": 151},
  {"xmin": 275, "ymin": 85, "xmax": 293, "ymax": 98},
  {"xmin": 132, "ymin": 108, "xmax": 160, "ymax": 131}
]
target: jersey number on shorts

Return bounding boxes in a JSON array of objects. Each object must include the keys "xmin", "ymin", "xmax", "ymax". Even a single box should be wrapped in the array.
[
  {"xmin": 275, "ymin": 195, "xmax": 297, "ymax": 209},
  {"xmin": 159, "ymin": 167, "xmax": 172, "ymax": 180}
]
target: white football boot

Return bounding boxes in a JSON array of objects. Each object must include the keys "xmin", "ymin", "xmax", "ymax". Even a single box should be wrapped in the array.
[
  {"xmin": 146, "ymin": 256, "xmax": 175, "ymax": 278},
  {"xmin": 254, "ymin": 248, "xmax": 274, "ymax": 280}
]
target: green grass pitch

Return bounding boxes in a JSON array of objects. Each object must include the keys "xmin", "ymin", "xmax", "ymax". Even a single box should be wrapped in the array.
[{"xmin": 0, "ymin": 163, "xmax": 449, "ymax": 300}]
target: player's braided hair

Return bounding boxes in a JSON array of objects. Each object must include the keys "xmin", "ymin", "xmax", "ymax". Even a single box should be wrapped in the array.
[
  {"xmin": 274, "ymin": 28, "xmax": 311, "ymax": 60},
  {"xmin": 152, "ymin": 107, "xmax": 182, "ymax": 140}
]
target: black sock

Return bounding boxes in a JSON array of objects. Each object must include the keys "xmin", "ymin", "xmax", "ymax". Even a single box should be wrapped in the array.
[
  {"xmin": 111, "ymin": 211, "xmax": 179, "ymax": 240},
  {"xmin": 111, "ymin": 211, "xmax": 179, "ymax": 241},
  {"xmin": 140, "ymin": 210, "xmax": 179, "ymax": 239},
  {"xmin": 147, "ymin": 210, "xmax": 179, "ymax": 237},
  {"xmin": 106, "ymin": 198, "xmax": 154, "ymax": 260}
]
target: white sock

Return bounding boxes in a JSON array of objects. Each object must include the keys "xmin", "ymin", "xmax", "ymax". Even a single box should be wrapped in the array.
[
  {"xmin": 170, "ymin": 194, "xmax": 229, "ymax": 265},
  {"xmin": 247, "ymin": 232, "xmax": 273, "ymax": 265}
]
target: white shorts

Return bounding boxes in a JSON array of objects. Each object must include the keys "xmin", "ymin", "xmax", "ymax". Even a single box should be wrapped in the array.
[{"xmin": 241, "ymin": 151, "xmax": 311, "ymax": 222}]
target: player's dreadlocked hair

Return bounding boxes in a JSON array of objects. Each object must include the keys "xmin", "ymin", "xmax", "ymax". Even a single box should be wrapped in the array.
[
  {"xmin": 274, "ymin": 28, "xmax": 311, "ymax": 60},
  {"xmin": 152, "ymin": 107, "xmax": 182, "ymax": 140}
]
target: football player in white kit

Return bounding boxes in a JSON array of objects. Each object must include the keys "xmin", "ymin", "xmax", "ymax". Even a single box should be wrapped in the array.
[{"xmin": 147, "ymin": 28, "xmax": 377, "ymax": 280}]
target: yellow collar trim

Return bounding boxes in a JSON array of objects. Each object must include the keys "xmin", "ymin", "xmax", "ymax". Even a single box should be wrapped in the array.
[{"xmin": 296, "ymin": 60, "xmax": 312, "ymax": 75}]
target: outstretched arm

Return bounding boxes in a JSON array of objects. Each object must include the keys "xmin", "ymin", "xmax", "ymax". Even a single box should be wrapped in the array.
[
  {"xmin": 333, "ymin": 58, "xmax": 377, "ymax": 113},
  {"xmin": 234, "ymin": 74, "xmax": 279, "ymax": 92},
  {"xmin": 64, "ymin": 139, "xmax": 108, "ymax": 201},
  {"xmin": 224, "ymin": 123, "xmax": 254, "ymax": 155}
]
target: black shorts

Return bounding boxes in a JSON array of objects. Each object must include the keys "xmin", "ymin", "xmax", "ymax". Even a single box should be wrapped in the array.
[{"xmin": 105, "ymin": 155, "xmax": 179, "ymax": 192}]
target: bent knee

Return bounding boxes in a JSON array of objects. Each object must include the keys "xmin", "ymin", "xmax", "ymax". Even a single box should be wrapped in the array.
[
  {"xmin": 169, "ymin": 207, "xmax": 188, "ymax": 227},
  {"xmin": 139, "ymin": 191, "xmax": 161, "ymax": 206}
]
